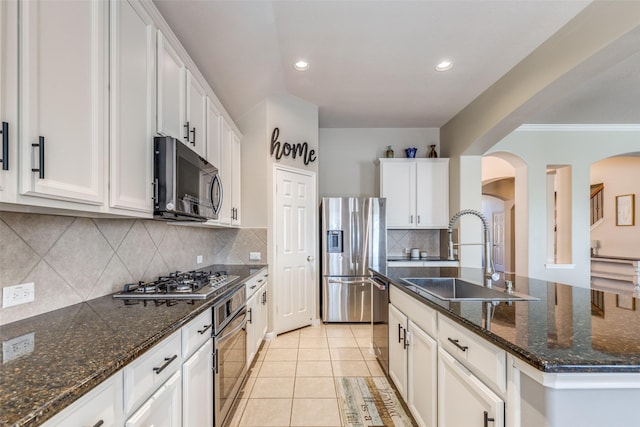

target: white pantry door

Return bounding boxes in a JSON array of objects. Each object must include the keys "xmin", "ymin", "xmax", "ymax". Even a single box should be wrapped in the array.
[{"xmin": 274, "ymin": 166, "xmax": 317, "ymax": 334}]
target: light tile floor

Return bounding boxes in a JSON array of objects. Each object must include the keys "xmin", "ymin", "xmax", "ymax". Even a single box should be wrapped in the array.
[{"xmin": 226, "ymin": 323, "xmax": 385, "ymax": 427}]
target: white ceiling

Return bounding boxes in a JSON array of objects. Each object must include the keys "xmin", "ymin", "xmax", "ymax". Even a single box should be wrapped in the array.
[{"xmin": 153, "ymin": 1, "xmax": 639, "ymax": 128}]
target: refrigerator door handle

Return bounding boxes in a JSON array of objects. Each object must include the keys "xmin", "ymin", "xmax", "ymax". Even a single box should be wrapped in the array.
[{"xmin": 328, "ymin": 279, "xmax": 369, "ymax": 285}]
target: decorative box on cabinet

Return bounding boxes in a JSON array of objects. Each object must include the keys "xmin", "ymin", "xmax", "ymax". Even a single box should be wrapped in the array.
[{"xmin": 380, "ymin": 158, "xmax": 449, "ymax": 229}]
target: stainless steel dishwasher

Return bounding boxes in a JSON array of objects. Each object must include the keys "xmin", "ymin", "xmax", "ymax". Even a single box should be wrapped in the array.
[{"xmin": 371, "ymin": 274, "xmax": 389, "ymax": 375}]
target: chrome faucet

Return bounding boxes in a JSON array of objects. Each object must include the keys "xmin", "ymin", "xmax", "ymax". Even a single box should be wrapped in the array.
[{"xmin": 447, "ymin": 209, "xmax": 500, "ymax": 285}]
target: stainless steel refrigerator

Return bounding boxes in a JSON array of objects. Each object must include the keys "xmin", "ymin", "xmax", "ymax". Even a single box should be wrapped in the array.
[{"xmin": 321, "ymin": 197, "xmax": 386, "ymax": 322}]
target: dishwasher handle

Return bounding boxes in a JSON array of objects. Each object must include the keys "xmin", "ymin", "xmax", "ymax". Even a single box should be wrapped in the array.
[{"xmin": 369, "ymin": 277, "xmax": 387, "ymax": 291}]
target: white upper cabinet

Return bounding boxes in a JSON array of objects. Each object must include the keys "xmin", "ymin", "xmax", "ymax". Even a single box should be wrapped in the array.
[
  {"xmin": 231, "ymin": 130, "xmax": 242, "ymax": 225},
  {"xmin": 0, "ymin": 0, "xmax": 18, "ymax": 203},
  {"xmin": 156, "ymin": 30, "xmax": 185, "ymax": 141},
  {"xmin": 19, "ymin": 0, "xmax": 108, "ymax": 205},
  {"xmin": 109, "ymin": 0, "xmax": 155, "ymax": 215},
  {"xmin": 157, "ymin": 32, "xmax": 207, "ymax": 159},
  {"xmin": 381, "ymin": 159, "xmax": 416, "ymax": 228},
  {"xmin": 206, "ymin": 97, "xmax": 221, "ymax": 167},
  {"xmin": 218, "ymin": 118, "xmax": 233, "ymax": 225},
  {"xmin": 185, "ymin": 70, "xmax": 207, "ymax": 158},
  {"xmin": 380, "ymin": 158, "xmax": 449, "ymax": 229}
]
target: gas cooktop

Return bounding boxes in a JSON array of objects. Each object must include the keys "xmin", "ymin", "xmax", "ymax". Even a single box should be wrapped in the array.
[{"xmin": 112, "ymin": 269, "xmax": 240, "ymax": 301}]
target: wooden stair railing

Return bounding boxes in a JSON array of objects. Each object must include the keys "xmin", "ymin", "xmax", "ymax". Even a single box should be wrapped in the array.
[{"xmin": 590, "ymin": 183, "xmax": 604, "ymax": 226}]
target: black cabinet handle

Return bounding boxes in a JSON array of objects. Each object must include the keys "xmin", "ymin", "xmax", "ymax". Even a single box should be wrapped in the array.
[
  {"xmin": 398, "ymin": 324, "xmax": 403, "ymax": 344},
  {"xmin": 484, "ymin": 411, "xmax": 495, "ymax": 427},
  {"xmin": 91, "ymin": 421, "xmax": 104, "ymax": 427},
  {"xmin": 184, "ymin": 121, "xmax": 190, "ymax": 141},
  {"xmin": 448, "ymin": 337, "xmax": 469, "ymax": 352},
  {"xmin": 190, "ymin": 127, "xmax": 196, "ymax": 145},
  {"xmin": 153, "ymin": 354, "xmax": 177, "ymax": 374},
  {"xmin": 197, "ymin": 324, "xmax": 212, "ymax": 335},
  {"xmin": 262, "ymin": 290, "xmax": 267, "ymax": 305},
  {"xmin": 214, "ymin": 348, "xmax": 219, "ymax": 374},
  {"xmin": 31, "ymin": 136, "xmax": 44, "ymax": 179},
  {"xmin": 1, "ymin": 121, "xmax": 8, "ymax": 170},
  {"xmin": 403, "ymin": 330, "xmax": 409, "ymax": 350},
  {"xmin": 248, "ymin": 308, "xmax": 253, "ymax": 324}
]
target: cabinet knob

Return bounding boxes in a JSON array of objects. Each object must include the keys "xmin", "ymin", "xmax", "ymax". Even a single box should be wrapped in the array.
[{"xmin": 307, "ymin": 256, "xmax": 314, "ymax": 262}]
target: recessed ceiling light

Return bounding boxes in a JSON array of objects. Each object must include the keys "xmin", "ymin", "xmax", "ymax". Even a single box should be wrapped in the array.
[
  {"xmin": 294, "ymin": 60, "xmax": 310, "ymax": 71},
  {"xmin": 435, "ymin": 60, "xmax": 453, "ymax": 72}
]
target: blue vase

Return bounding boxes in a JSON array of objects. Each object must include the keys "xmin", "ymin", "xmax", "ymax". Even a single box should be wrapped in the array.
[{"xmin": 405, "ymin": 147, "xmax": 417, "ymax": 158}]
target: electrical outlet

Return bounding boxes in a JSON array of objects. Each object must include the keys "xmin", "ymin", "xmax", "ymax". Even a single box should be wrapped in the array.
[
  {"xmin": 3, "ymin": 332, "xmax": 35, "ymax": 362},
  {"xmin": 249, "ymin": 252, "xmax": 261, "ymax": 261},
  {"xmin": 2, "ymin": 283, "xmax": 35, "ymax": 308},
  {"xmin": 196, "ymin": 255, "xmax": 203, "ymax": 264}
]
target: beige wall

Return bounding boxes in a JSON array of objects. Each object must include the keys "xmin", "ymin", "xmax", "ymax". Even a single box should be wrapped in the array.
[
  {"xmin": 488, "ymin": 126, "xmax": 640, "ymax": 286},
  {"xmin": 318, "ymin": 128, "xmax": 439, "ymax": 197},
  {"xmin": 590, "ymin": 156, "xmax": 640, "ymax": 258},
  {"xmin": 0, "ymin": 212, "xmax": 267, "ymax": 325}
]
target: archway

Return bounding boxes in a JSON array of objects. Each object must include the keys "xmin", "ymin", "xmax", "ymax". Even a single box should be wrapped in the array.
[{"xmin": 482, "ymin": 153, "xmax": 527, "ymax": 276}]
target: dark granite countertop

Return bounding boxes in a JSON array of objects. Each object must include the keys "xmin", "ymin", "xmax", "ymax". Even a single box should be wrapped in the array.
[
  {"xmin": 370, "ymin": 266, "xmax": 640, "ymax": 374},
  {"xmin": 0, "ymin": 264, "xmax": 266, "ymax": 427}
]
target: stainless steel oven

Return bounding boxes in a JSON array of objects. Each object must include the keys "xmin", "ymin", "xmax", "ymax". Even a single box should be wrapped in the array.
[{"xmin": 213, "ymin": 284, "xmax": 247, "ymax": 427}]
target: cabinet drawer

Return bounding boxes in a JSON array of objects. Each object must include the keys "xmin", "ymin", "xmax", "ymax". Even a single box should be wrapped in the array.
[
  {"xmin": 124, "ymin": 330, "xmax": 182, "ymax": 414},
  {"xmin": 246, "ymin": 268, "xmax": 268, "ymax": 298},
  {"xmin": 42, "ymin": 371, "xmax": 123, "ymax": 427},
  {"xmin": 438, "ymin": 314, "xmax": 506, "ymax": 395},
  {"xmin": 182, "ymin": 309, "xmax": 212, "ymax": 359},
  {"xmin": 390, "ymin": 286, "xmax": 437, "ymax": 337}
]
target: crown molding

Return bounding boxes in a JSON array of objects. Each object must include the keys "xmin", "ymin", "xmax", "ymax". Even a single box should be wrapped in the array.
[{"xmin": 516, "ymin": 124, "xmax": 640, "ymax": 132}]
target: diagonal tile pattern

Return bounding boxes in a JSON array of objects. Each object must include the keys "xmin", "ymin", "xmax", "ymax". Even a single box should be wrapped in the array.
[
  {"xmin": 0, "ymin": 212, "xmax": 268, "ymax": 325},
  {"xmin": 230, "ymin": 323, "xmax": 385, "ymax": 427}
]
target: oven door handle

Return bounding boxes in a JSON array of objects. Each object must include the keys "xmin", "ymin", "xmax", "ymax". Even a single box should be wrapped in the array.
[{"xmin": 216, "ymin": 309, "xmax": 247, "ymax": 343}]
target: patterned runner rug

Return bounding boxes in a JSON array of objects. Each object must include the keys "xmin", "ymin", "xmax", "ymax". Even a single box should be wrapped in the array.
[{"xmin": 335, "ymin": 377, "xmax": 418, "ymax": 427}]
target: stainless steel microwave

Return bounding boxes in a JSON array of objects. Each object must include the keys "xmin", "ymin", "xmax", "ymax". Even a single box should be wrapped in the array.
[{"xmin": 153, "ymin": 136, "xmax": 222, "ymax": 222}]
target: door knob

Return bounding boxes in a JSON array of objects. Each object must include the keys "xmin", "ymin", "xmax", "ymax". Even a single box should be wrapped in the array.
[{"xmin": 307, "ymin": 256, "xmax": 314, "ymax": 262}]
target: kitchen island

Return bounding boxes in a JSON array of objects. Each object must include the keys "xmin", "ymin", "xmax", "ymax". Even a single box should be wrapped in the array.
[
  {"xmin": 371, "ymin": 266, "xmax": 640, "ymax": 427},
  {"xmin": 0, "ymin": 264, "xmax": 266, "ymax": 427}
]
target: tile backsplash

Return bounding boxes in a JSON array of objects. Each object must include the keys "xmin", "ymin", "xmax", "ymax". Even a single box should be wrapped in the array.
[
  {"xmin": 0, "ymin": 212, "xmax": 267, "ymax": 325},
  {"xmin": 387, "ymin": 229, "xmax": 441, "ymax": 257}
]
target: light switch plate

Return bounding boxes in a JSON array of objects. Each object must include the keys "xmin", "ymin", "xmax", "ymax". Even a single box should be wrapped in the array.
[
  {"xmin": 249, "ymin": 252, "xmax": 261, "ymax": 261},
  {"xmin": 196, "ymin": 255, "xmax": 203, "ymax": 264}
]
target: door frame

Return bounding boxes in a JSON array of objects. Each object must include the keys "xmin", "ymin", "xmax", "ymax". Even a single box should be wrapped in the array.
[{"xmin": 271, "ymin": 164, "xmax": 319, "ymax": 335}]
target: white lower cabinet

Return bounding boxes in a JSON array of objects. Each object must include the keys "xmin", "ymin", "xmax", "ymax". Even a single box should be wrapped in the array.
[
  {"xmin": 438, "ymin": 347, "xmax": 504, "ymax": 427},
  {"xmin": 125, "ymin": 370, "xmax": 182, "ymax": 427},
  {"xmin": 388, "ymin": 303, "xmax": 408, "ymax": 397},
  {"xmin": 389, "ymin": 287, "xmax": 507, "ymax": 427},
  {"xmin": 182, "ymin": 340, "xmax": 213, "ymax": 427},
  {"xmin": 388, "ymin": 304, "xmax": 436, "ymax": 427},
  {"xmin": 406, "ymin": 320, "xmax": 437, "ymax": 427},
  {"xmin": 41, "ymin": 371, "xmax": 123, "ymax": 427},
  {"xmin": 247, "ymin": 270, "xmax": 269, "ymax": 365}
]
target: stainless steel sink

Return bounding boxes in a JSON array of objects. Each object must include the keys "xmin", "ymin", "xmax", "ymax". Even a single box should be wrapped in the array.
[{"xmin": 401, "ymin": 277, "xmax": 538, "ymax": 301}]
